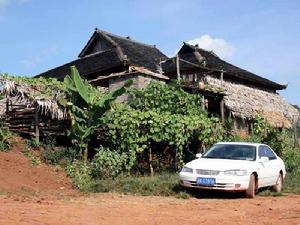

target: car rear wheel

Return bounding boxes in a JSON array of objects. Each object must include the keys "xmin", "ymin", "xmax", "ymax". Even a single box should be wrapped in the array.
[
  {"xmin": 271, "ymin": 173, "xmax": 283, "ymax": 193},
  {"xmin": 245, "ymin": 174, "xmax": 256, "ymax": 198}
]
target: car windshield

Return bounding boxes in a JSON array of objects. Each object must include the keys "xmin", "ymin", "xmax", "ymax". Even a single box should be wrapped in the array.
[{"xmin": 202, "ymin": 144, "xmax": 256, "ymax": 161}]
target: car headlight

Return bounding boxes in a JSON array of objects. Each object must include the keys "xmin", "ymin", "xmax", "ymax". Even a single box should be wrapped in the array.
[
  {"xmin": 224, "ymin": 169, "xmax": 247, "ymax": 176},
  {"xmin": 181, "ymin": 166, "xmax": 193, "ymax": 173}
]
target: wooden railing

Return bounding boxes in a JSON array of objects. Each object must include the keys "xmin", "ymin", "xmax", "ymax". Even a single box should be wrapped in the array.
[{"xmin": 5, "ymin": 100, "xmax": 67, "ymax": 142}]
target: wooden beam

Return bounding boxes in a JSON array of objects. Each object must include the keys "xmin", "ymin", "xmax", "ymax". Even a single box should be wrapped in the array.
[
  {"xmin": 35, "ymin": 108, "xmax": 40, "ymax": 145},
  {"xmin": 178, "ymin": 58, "xmax": 224, "ymax": 73},
  {"xmin": 176, "ymin": 54, "xmax": 180, "ymax": 80},
  {"xmin": 293, "ymin": 115, "xmax": 298, "ymax": 147},
  {"xmin": 220, "ymin": 70, "xmax": 224, "ymax": 87},
  {"xmin": 220, "ymin": 99, "xmax": 225, "ymax": 123},
  {"xmin": 6, "ymin": 98, "xmax": 9, "ymax": 114}
]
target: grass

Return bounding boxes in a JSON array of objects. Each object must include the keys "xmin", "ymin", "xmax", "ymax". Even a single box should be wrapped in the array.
[
  {"xmin": 84, "ymin": 171, "xmax": 300, "ymax": 199},
  {"xmin": 91, "ymin": 173, "xmax": 190, "ymax": 199},
  {"xmin": 282, "ymin": 171, "xmax": 300, "ymax": 194},
  {"xmin": 22, "ymin": 146, "xmax": 41, "ymax": 166}
]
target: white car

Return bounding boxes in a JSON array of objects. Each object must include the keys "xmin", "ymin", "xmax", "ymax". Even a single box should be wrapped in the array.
[{"xmin": 179, "ymin": 142, "xmax": 286, "ymax": 198}]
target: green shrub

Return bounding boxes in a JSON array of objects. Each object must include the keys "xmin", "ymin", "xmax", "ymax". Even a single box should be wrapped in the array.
[
  {"xmin": 282, "ymin": 147, "xmax": 300, "ymax": 172},
  {"xmin": 42, "ymin": 146, "xmax": 77, "ymax": 166},
  {"xmin": 26, "ymin": 138, "xmax": 40, "ymax": 148},
  {"xmin": 91, "ymin": 147, "xmax": 128, "ymax": 179},
  {"xmin": 22, "ymin": 146, "xmax": 41, "ymax": 166},
  {"xmin": 0, "ymin": 122, "xmax": 11, "ymax": 152},
  {"xmin": 66, "ymin": 160, "xmax": 94, "ymax": 192},
  {"xmin": 283, "ymin": 170, "xmax": 300, "ymax": 194}
]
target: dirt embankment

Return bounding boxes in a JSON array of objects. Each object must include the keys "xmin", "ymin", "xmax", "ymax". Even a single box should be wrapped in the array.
[
  {"xmin": 0, "ymin": 137, "xmax": 299, "ymax": 225},
  {"xmin": 0, "ymin": 137, "xmax": 76, "ymax": 196}
]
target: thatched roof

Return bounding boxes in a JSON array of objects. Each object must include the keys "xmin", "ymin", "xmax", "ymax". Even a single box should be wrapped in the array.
[
  {"xmin": 37, "ymin": 28, "xmax": 168, "ymax": 80},
  {"xmin": 204, "ymin": 76, "xmax": 299, "ymax": 128},
  {"xmin": 0, "ymin": 79, "xmax": 68, "ymax": 120},
  {"xmin": 162, "ymin": 43, "xmax": 287, "ymax": 91}
]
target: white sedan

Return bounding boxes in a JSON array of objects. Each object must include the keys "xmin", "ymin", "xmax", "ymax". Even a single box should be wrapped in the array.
[{"xmin": 179, "ymin": 142, "xmax": 286, "ymax": 198}]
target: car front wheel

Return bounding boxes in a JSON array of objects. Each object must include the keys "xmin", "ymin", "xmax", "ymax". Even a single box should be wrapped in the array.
[
  {"xmin": 271, "ymin": 173, "xmax": 283, "ymax": 193},
  {"xmin": 245, "ymin": 174, "xmax": 256, "ymax": 198}
]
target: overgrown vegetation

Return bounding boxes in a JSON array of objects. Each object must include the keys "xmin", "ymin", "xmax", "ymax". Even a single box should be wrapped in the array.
[
  {"xmin": 63, "ymin": 66, "xmax": 132, "ymax": 161},
  {"xmin": 0, "ymin": 120, "xmax": 12, "ymax": 152},
  {"xmin": 22, "ymin": 146, "xmax": 41, "ymax": 166},
  {"xmin": 3, "ymin": 66, "xmax": 300, "ymax": 196},
  {"xmin": 100, "ymin": 82, "xmax": 224, "ymax": 176}
]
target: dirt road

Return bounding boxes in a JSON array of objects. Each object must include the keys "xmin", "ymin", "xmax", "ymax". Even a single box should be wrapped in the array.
[
  {"xmin": 0, "ymin": 193, "xmax": 300, "ymax": 225},
  {"xmin": 0, "ymin": 138, "xmax": 299, "ymax": 225}
]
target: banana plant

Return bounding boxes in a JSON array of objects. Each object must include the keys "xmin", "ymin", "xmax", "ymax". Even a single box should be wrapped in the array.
[{"xmin": 64, "ymin": 66, "xmax": 132, "ymax": 161}]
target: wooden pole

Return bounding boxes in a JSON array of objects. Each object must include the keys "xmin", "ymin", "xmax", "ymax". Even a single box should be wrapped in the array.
[
  {"xmin": 176, "ymin": 54, "xmax": 180, "ymax": 80},
  {"xmin": 220, "ymin": 99, "xmax": 225, "ymax": 123},
  {"xmin": 149, "ymin": 146, "xmax": 154, "ymax": 177},
  {"xmin": 6, "ymin": 98, "xmax": 9, "ymax": 114},
  {"xmin": 293, "ymin": 115, "xmax": 298, "ymax": 147},
  {"xmin": 220, "ymin": 70, "xmax": 224, "ymax": 87},
  {"xmin": 220, "ymin": 71, "xmax": 225, "ymax": 123},
  {"xmin": 34, "ymin": 108, "xmax": 39, "ymax": 145},
  {"xmin": 201, "ymin": 96, "xmax": 205, "ymax": 110}
]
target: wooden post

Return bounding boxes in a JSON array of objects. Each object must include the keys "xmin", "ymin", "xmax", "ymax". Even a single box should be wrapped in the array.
[
  {"xmin": 220, "ymin": 99, "xmax": 225, "ymax": 123},
  {"xmin": 149, "ymin": 146, "xmax": 154, "ymax": 177},
  {"xmin": 201, "ymin": 96, "xmax": 205, "ymax": 110},
  {"xmin": 293, "ymin": 115, "xmax": 298, "ymax": 147},
  {"xmin": 220, "ymin": 70, "xmax": 224, "ymax": 87},
  {"xmin": 6, "ymin": 98, "xmax": 9, "ymax": 114},
  {"xmin": 176, "ymin": 54, "xmax": 180, "ymax": 80},
  {"xmin": 220, "ymin": 70, "xmax": 225, "ymax": 123},
  {"xmin": 35, "ymin": 108, "xmax": 39, "ymax": 145}
]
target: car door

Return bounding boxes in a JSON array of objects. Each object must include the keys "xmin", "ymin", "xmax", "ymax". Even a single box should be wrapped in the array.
[
  {"xmin": 257, "ymin": 145, "xmax": 276, "ymax": 187},
  {"xmin": 263, "ymin": 145, "xmax": 280, "ymax": 184}
]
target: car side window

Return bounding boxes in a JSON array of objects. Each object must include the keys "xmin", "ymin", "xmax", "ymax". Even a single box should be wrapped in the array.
[
  {"xmin": 264, "ymin": 146, "xmax": 277, "ymax": 160},
  {"xmin": 258, "ymin": 146, "xmax": 277, "ymax": 160},
  {"xmin": 258, "ymin": 146, "xmax": 266, "ymax": 158}
]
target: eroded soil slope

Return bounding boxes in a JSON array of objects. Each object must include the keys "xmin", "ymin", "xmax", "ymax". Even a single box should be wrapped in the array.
[{"xmin": 0, "ymin": 137, "xmax": 75, "ymax": 196}]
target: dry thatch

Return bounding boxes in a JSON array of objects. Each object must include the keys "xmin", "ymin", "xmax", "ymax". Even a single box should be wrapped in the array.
[
  {"xmin": 204, "ymin": 76, "xmax": 299, "ymax": 128},
  {"xmin": 0, "ymin": 79, "xmax": 68, "ymax": 120}
]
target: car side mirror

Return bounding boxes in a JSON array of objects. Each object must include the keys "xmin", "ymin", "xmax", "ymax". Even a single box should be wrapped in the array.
[
  {"xmin": 196, "ymin": 153, "xmax": 202, "ymax": 158},
  {"xmin": 259, "ymin": 156, "xmax": 269, "ymax": 162}
]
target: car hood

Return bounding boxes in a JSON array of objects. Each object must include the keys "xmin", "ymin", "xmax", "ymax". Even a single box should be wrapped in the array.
[{"xmin": 185, "ymin": 158, "xmax": 255, "ymax": 171}]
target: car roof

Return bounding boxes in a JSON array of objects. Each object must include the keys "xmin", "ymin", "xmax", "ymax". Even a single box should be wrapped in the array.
[{"xmin": 216, "ymin": 142, "xmax": 263, "ymax": 147}]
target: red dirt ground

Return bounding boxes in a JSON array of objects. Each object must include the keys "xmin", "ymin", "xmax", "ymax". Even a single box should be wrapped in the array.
[
  {"xmin": 0, "ymin": 137, "xmax": 299, "ymax": 225},
  {"xmin": 0, "ymin": 137, "xmax": 76, "ymax": 197}
]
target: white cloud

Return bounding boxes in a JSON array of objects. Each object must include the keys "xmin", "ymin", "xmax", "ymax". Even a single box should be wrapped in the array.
[{"xmin": 186, "ymin": 34, "xmax": 235, "ymax": 60}]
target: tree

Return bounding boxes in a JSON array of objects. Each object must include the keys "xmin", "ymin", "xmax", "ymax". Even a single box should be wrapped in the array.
[{"xmin": 64, "ymin": 66, "xmax": 132, "ymax": 161}]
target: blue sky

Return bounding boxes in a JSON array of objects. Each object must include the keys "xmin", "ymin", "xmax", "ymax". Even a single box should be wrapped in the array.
[{"xmin": 0, "ymin": 0, "xmax": 299, "ymax": 105}]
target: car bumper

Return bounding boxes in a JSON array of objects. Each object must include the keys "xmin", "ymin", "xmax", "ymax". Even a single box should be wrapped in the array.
[{"xmin": 179, "ymin": 172, "xmax": 250, "ymax": 191}]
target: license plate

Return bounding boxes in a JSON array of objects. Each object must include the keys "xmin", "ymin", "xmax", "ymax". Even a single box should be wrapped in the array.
[{"xmin": 196, "ymin": 177, "xmax": 215, "ymax": 186}]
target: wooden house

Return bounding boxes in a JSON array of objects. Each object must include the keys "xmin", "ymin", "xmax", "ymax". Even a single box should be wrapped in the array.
[
  {"xmin": 37, "ymin": 28, "xmax": 169, "ymax": 101},
  {"xmin": 162, "ymin": 42, "xmax": 299, "ymax": 134}
]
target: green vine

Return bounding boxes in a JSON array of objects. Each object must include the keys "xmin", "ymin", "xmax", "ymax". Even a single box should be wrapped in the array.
[{"xmin": 102, "ymin": 81, "xmax": 224, "ymax": 173}]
